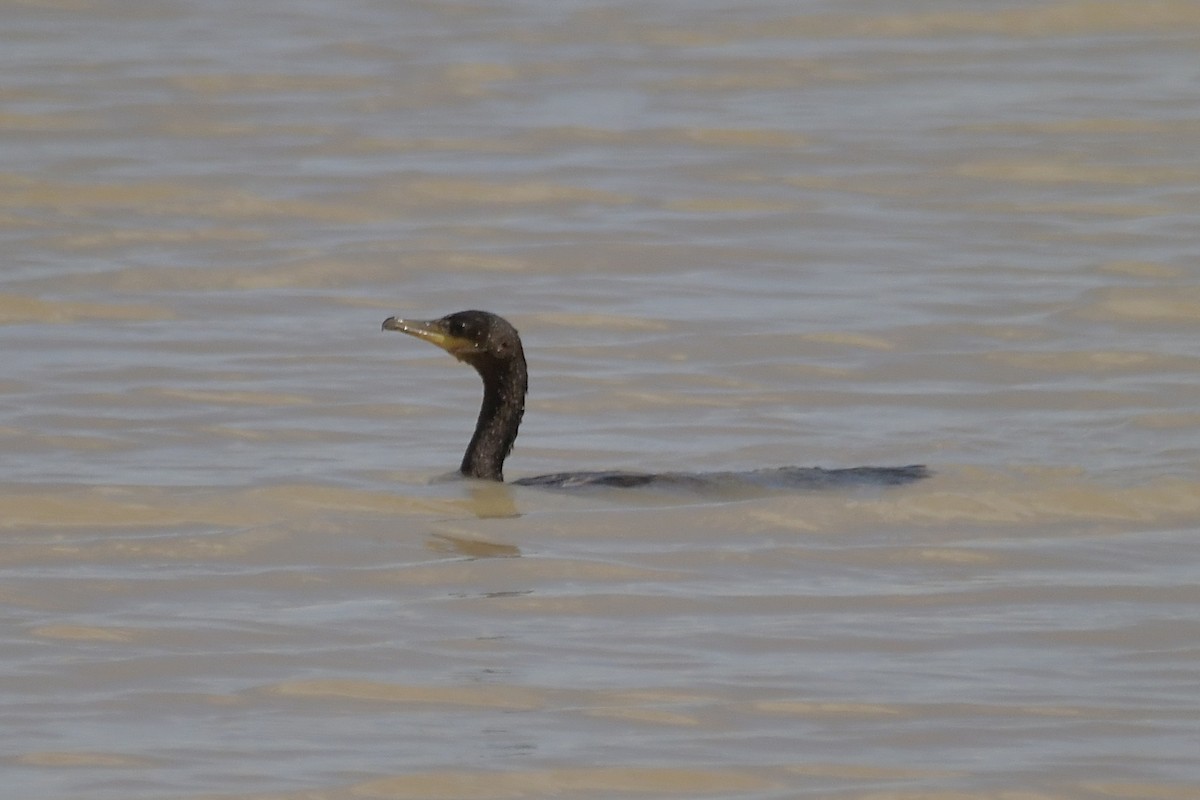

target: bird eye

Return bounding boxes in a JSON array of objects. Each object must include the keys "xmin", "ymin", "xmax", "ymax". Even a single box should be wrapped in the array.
[{"xmin": 448, "ymin": 319, "xmax": 466, "ymax": 336}]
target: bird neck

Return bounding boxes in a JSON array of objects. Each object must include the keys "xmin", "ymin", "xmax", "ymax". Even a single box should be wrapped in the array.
[{"xmin": 461, "ymin": 355, "xmax": 527, "ymax": 481}]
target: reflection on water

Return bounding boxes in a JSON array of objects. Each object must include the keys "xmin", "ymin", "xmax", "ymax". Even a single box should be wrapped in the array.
[
  {"xmin": 429, "ymin": 532, "xmax": 522, "ymax": 559},
  {"xmin": 2, "ymin": 0, "xmax": 1199, "ymax": 798}
]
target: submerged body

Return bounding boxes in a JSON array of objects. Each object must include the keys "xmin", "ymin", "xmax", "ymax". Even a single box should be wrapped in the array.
[
  {"xmin": 512, "ymin": 465, "xmax": 929, "ymax": 490},
  {"xmin": 382, "ymin": 310, "xmax": 928, "ymax": 490}
]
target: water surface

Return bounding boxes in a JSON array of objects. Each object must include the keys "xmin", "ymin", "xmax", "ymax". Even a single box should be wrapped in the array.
[{"xmin": 2, "ymin": 1, "xmax": 1199, "ymax": 798}]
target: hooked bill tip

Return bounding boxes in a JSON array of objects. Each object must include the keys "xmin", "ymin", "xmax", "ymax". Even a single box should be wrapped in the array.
[{"xmin": 382, "ymin": 316, "xmax": 400, "ymax": 332}]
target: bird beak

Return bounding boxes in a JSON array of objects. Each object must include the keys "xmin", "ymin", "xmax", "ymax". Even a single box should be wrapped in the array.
[{"xmin": 382, "ymin": 316, "xmax": 476, "ymax": 360}]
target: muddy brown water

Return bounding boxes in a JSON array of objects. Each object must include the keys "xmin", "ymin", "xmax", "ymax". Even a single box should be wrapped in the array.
[{"xmin": 2, "ymin": 2, "xmax": 1199, "ymax": 798}]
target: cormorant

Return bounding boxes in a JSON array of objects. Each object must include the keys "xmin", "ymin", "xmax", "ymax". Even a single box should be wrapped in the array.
[{"xmin": 382, "ymin": 310, "xmax": 928, "ymax": 490}]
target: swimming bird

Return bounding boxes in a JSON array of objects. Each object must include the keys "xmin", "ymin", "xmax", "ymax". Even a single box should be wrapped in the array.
[{"xmin": 382, "ymin": 310, "xmax": 928, "ymax": 490}]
